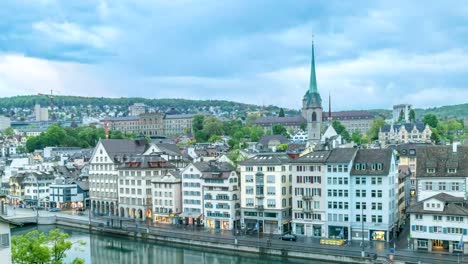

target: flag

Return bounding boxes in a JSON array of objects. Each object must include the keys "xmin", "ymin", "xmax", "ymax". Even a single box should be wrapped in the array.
[
  {"xmin": 254, "ymin": 222, "xmax": 259, "ymax": 231},
  {"xmin": 458, "ymin": 235, "xmax": 464, "ymax": 250}
]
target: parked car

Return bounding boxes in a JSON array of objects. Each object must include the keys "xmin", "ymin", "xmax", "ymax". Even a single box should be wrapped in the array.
[
  {"xmin": 279, "ymin": 234, "xmax": 297, "ymax": 241},
  {"xmin": 75, "ymin": 208, "xmax": 85, "ymax": 212},
  {"xmin": 49, "ymin": 208, "xmax": 61, "ymax": 212}
]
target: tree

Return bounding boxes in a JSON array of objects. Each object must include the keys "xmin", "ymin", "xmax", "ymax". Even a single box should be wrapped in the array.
[
  {"xmin": 3, "ymin": 127, "xmax": 14, "ymax": 136},
  {"xmin": 278, "ymin": 108, "xmax": 285, "ymax": 117},
  {"xmin": 249, "ymin": 126, "xmax": 264, "ymax": 142},
  {"xmin": 12, "ymin": 228, "xmax": 85, "ymax": 264},
  {"xmin": 300, "ymin": 122, "xmax": 307, "ymax": 131},
  {"xmin": 409, "ymin": 109, "xmax": 416, "ymax": 123},
  {"xmin": 272, "ymin": 124, "xmax": 289, "ymax": 138},
  {"xmin": 192, "ymin": 114, "xmax": 205, "ymax": 133},
  {"xmin": 277, "ymin": 143, "xmax": 288, "ymax": 152},
  {"xmin": 398, "ymin": 109, "xmax": 405, "ymax": 123},
  {"xmin": 245, "ymin": 113, "xmax": 259, "ymax": 126},
  {"xmin": 367, "ymin": 118, "xmax": 386, "ymax": 141},
  {"xmin": 331, "ymin": 120, "xmax": 350, "ymax": 141},
  {"xmin": 202, "ymin": 117, "xmax": 224, "ymax": 137},
  {"xmin": 422, "ymin": 114, "xmax": 439, "ymax": 128},
  {"xmin": 430, "ymin": 128, "xmax": 441, "ymax": 143}
]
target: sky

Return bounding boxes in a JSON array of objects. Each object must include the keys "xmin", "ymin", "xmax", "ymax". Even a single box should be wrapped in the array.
[{"xmin": 0, "ymin": 0, "xmax": 467, "ymax": 111}]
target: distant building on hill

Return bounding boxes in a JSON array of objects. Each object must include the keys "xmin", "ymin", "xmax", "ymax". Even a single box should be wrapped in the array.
[
  {"xmin": 128, "ymin": 103, "xmax": 147, "ymax": 116},
  {"xmin": 379, "ymin": 123, "xmax": 432, "ymax": 147},
  {"xmin": 393, "ymin": 104, "xmax": 412, "ymax": 123},
  {"xmin": 106, "ymin": 112, "xmax": 194, "ymax": 137}
]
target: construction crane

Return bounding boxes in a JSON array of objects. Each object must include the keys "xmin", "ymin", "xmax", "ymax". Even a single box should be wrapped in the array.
[{"xmin": 37, "ymin": 89, "xmax": 55, "ymax": 121}]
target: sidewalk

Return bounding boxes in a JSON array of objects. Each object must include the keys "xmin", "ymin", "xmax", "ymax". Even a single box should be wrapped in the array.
[{"xmin": 90, "ymin": 215, "xmax": 465, "ymax": 263}]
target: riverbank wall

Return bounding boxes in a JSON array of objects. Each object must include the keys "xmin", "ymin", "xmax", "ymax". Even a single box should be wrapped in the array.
[{"xmin": 16, "ymin": 215, "xmax": 393, "ymax": 264}]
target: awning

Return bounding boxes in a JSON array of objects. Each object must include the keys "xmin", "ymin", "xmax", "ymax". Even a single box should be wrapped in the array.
[{"xmin": 179, "ymin": 212, "xmax": 202, "ymax": 218}]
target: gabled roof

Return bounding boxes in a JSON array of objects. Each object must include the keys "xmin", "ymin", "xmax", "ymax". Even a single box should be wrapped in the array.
[
  {"xmin": 416, "ymin": 145, "xmax": 468, "ymax": 178},
  {"xmin": 322, "ymin": 111, "xmax": 374, "ymax": 121},
  {"xmin": 351, "ymin": 149, "xmax": 393, "ymax": 176},
  {"xmin": 407, "ymin": 193, "xmax": 468, "ymax": 216},
  {"xmin": 191, "ymin": 161, "xmax": 236, "ymax": 179},
  {"xmin": 252, "ymin": 116, "xmax": 306, "ymax": 126},
  {"xmin": 325, "ymin": 148, "xmax": 357, "ymax": 163},
  {"xmin": 117, "ymin": 155, "xmax": 176, "ymax": 170},
  {"xmin": 154, "ymin": 143, "xmax": 181, "ymax": 156},
  {"xmin": 240, "ymin": 153, "xmax": 291, "ymax": 166},
  {"xmin": 292, "ymin": 150, "xmax": 331, "ymax": 164},
  {"xmin": 259, "ymin": 135, "xmax": 289, "ymax": 146},
  {"xmin": 381, "ymin": 123, "xmax": 427, "ymax": 133},
  {"xmin": 100, "ymin": 139, "xmax": 149, "ymax": 159}
]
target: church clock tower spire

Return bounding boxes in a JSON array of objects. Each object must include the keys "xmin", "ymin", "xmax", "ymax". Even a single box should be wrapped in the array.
[{"xmin": 302, "ymin": 36, "xmax": 323, "ymax": 146}]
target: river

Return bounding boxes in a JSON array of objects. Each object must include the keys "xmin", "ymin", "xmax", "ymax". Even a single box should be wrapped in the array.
[{"xmin": 12, "ymin": 225, "xmax": 328, "ymax": 264}]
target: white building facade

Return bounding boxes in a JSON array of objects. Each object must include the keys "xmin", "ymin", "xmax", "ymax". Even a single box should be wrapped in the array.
[
  {"xmin": 291, "ymin": 151, "xmax": 330, "ymax": 237},
  {"xmin": 240, "ymin": 153, "xmax": 292, "ymax": 234}
]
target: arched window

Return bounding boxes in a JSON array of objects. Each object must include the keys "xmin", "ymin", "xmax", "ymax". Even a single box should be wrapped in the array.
[{"xmin": 312, "ymin": 112, "xmax": 317, "ymax": 121}]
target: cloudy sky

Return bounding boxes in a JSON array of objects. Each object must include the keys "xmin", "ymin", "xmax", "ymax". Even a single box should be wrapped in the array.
[{"xmin": 0, "ymin": 0, "xmax": 467, "ymax": 110}]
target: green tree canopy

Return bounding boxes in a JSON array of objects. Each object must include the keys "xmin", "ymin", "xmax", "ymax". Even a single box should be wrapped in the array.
[
  {"xmin": 331, "ymin": 120, "xmax": 350, "ymax": 141},
  {"xmin": 278, "ymin": 108, "xmax": 285, "ymax": 117},
  {"xmin": 272, "ymin": 124, "xmax": 289, "ymax": 138},
  {"xmin": 3, "ymin": 127, "xmax": 14, "ymax": 136},
  {"xmin": 398, "ymin": 109, "xmax": 405, "ymax": 123},
  {"xmin": 409, "ymin": 109, "xmax": 416, "ymax": 123},
  {"xmin": 367, "ymin": 118, "xmax": 386, "ymax": 140},
  {"xmin": 422, "ymin": 114, "xmax": 439, "ymax": 128},
  {"xmin": 249, "ymin": 126, "xmax": 264, "ymax": 142},
  {"xmin": 12, "ymin": 228, "xmax": 85, "ymax": 264},
  {"xmin": 192, "ymin": 114, "xmax": 205, "ymax": 133},
  {"xmin": 25, "ymin": 125, "xmax": 134, "ymax": 152}
]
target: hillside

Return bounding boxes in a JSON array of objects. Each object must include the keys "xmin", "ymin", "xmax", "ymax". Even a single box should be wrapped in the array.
[
  {"xmin": 369, "ymin": 103, "xmax": 468, "ymax": 121},
  {"xmin": 0, "ymin": 95, "xmax": 466, "ymax": 121}
]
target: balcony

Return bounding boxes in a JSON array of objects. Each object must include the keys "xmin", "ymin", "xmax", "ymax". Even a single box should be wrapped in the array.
[
  {"xmin": 256, "ymin": 205, "xmax": 264, "ymax": 211},
  {"xmin": 303, "ymin": 208, "xmax": 313, "ymax": 213},
  {"xmin": 255, "ymin": 193, "xmax": 264, "ymax": 198},
  {"xmin": 302, "ymin": 195, "xmax": 313, "ymax": 200}
]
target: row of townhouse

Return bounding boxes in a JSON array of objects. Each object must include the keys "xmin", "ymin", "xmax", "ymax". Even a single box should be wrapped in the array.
[
  {"xmin": 88, "ymin": 139, "xmax": 403, "ymax": 238},
  {"xmin": 89, "ymin": 139, "xmax": 240, "ymax": 230},
  {"xmin": 407, "ymin": 144, "xmax": 468, "ymax": 255},
  {"xmin": 238, "ymin": 148, "xmax": 399, "ymax": 240}
]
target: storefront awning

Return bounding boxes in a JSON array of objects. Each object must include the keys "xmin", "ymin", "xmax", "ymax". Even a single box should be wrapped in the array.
[{"xmin": 179, "ymin": 212, "xmax": 202, "ymax": 218}]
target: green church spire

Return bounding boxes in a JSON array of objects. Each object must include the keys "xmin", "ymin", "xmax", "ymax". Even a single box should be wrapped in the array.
[
  {"xmin": 309, "ymin": 38, "xmax": 318, "ymax": 94},
  {"xmin": 303, "ymin": 36, "xmax": 322, "ymax": 108}
]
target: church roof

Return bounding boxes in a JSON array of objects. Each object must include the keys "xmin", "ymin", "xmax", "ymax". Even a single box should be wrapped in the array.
[
  {"xmin": 303, "ymin": 40, "xmax": 322, "ymax": 108},
  {"xmin": 381, "ymin": 123, "xmax": 427, "ymax": 133}
]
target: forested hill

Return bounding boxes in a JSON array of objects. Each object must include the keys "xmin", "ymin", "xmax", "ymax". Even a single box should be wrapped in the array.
[
  {"xmin": 369, "ymin": 103, "xmax": 468, "ymax": 120},
  {"xmin": 0, "ymin": 95, "xmax": 257, "ymax": 110}
]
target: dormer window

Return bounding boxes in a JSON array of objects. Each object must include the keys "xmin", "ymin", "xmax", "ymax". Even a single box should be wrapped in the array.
[
  {"xmin": 427, "ymin": 168, "xmax": 435, "ymax": 173},
  {"xmin": 355, "ymin": 164, "xmax": 360, "ymax": 170},
  {"xmin": 377, "ymin": 163, "xmax": 383, "ymax": 170},
  {"xmin": 448, "ymin": 168, "xmax": 456, "ymax": 173}
]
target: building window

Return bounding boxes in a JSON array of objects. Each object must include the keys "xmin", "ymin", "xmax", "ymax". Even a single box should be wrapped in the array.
[
  {"xmin": 448, "ymin": 168, "xmax": 456, "ymax": 173},
  {"xmin": 415, "ymin": 214, "xmax": 423, "ymax": 220},
  {"xmin": 426, "ymin": 168, "xmax": 435, "ymax": 173},
  {"xmin": 417, "ymin": 240, "xmax": 428, "ymax": 249},
  {"xmin": 424, "ymin": 182, "xmax": 433, "ymax": 191},
  {"xmin": 0, "ymin": 233, "xmax": 9, "ymax": 247},
  {"xmin": 414, "ymin": 225, "xmax": 425, "ymax": 232}
]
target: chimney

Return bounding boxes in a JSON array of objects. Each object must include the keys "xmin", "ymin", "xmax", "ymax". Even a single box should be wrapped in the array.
[{"xmin": 452, "ymin": 140, "xmax": 460, "ymax": 153}]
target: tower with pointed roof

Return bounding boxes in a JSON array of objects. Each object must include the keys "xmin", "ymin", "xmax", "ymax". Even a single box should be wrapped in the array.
[{"xmin": 302, "ymin": 38, "xmax": 323, "ymax": 145}]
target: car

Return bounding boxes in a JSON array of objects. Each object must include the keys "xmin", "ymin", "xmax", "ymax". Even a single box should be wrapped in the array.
[
  {"xmin": 75, "ymin": 208, "xmax": 85, "ymax": 212},
  {"xmin": 279, "ymin": 234, "xmax": 297, "ymax": 241},
  {"xmin": 49, "ymin": 208, "xmax": 61, "ymax": 212}
]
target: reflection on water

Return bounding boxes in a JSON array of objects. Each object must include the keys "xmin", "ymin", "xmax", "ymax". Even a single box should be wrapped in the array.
[{"xmin": 12, "ymin": 225, "xmax": 324, "ymax": 264}]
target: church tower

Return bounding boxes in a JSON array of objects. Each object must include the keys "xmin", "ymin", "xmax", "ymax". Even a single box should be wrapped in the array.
[{"xmin": 301, "ymin": 39, "xmax": 322, "ymax": 146}]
